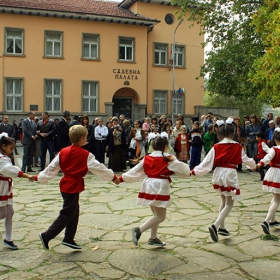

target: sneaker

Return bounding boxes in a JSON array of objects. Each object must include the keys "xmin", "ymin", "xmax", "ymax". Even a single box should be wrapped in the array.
[
  {"xmin": 218, "ymin": 228, "xmax": 230, "ymax": 236},
  {"xmin": 132, "ymin": 227, "xmax": 141, "ymax": 246},
  {"xmin": 61, "ymin": 240, "xmax": 82, "ymax": 249},
  {"xmin": 208, "ymin": 224, "xmax": 218, "ymax": 242},
  {"xmin": 3, "ymin": 239, "xmax": 18, "ymax": 250},
  {"xmin": 269, "ymin": 221, "xmax": 280, "ymax": 228},
  {"xmin": 261, "ymin": 221, "xmax": 270, "ymax": 235},
  {"xmin": 148, "ymin": 237, "xmax": 166, "ymax": 246},
  {"xmin": 39, "ymin": 233, "xmax": 49, "ymax": 250}
]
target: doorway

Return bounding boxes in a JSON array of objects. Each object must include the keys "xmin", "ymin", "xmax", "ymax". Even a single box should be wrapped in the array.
[{"xmin": 113, "ymin": 98, "xmax": 132, "ymax": 119}]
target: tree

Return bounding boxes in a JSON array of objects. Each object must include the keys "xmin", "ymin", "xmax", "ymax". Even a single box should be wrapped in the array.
[
  {"xmin": 172, "ymin": 0, "xmax": 264, "ymax": 100},
  {"xmin": 250, "ymin": 0, "xmax": 280, "ymax": 107}
]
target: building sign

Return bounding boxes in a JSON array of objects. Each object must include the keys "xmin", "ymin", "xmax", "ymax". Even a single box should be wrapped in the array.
[{"xmin": 113, "ymin": 69, "xmax": 140, "ymax": 80}]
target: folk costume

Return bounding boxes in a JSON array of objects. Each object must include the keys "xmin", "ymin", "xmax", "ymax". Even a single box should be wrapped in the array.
[
  {"xmin": 192, "ymin": 138, "xmax": 256, "ymax": 201},
  {"xmin": 119, "ymin": 150, "xmax": 190, "ymax": 207},
  {"xmin": 0, "ymin": 153, "xmax": 24, "ymax": 207},
  {"xmin": 175, "ymin": 133, "xmax": 189, "ymax": 162},
  {"xmin": 259, "ymin": 146, "xmax": 280, "ymax": 193},
  {"xmin": 35, "ymin": 144, "xmax": 116, "ymax": 245}
]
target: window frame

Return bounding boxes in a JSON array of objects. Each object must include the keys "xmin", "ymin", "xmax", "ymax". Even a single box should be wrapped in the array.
[
  {"xmin": 44, "ymin": 30, "xmax": 63, "ymax": 58},
  {"xmin": 82, "ymin": 80, "xmax": 99, "ymax": 113},
  {"xmin": 172, "ymin": 44, "xmax": 186, "ymax": 67},
  {"xmin": 82, "ymin": 33, "xmax": 100, "ymax": 60},
  {"xmin": 153, "ymin": 42, "xmax": 168, "ymax": 66},
  {"xmin": 5, "ymin": 77, "xmax": 23, "ymax": 112},
  {"xmin": 4, "ymin": 27, "xmax": 24, "ymax": 56},
  {"xmin": 153, "ymin": 90, "xmax": 168, "ymax": 115},
  {"xmin": 44, "ymin": 79, "xmax": 62, "ymax": 112},
  {"xmin": 171, "ymin": 91, "xmax": 185, "ymax": 115},
  {"xmin": 118, "ymin": 36, "xmax": 135, "ymax": 62}
]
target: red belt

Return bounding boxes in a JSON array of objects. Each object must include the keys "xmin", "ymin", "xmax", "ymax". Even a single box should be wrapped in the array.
[{"xmin": 148, "ymin": 176, "xmax": 172, "ymax": 183}]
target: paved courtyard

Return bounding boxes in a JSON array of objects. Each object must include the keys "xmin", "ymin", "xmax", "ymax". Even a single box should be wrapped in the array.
[{"xmin": 0, "ymin": 147, "xmax": 279, "ymax": 279}]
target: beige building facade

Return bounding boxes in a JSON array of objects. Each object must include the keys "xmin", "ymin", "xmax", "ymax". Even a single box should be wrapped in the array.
[{"xmin": 0, "ymin": 0, "xmax": 204, "ymax": 123}]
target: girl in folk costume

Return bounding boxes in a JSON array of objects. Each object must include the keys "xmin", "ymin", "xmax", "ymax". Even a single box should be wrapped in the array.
[
  {"xmin": 142, "ymin": 117, "xmax": 151, "ymax": 154},
  {"xmin": 118, "ymin": 132, "xmax": 190, "ymax": 246},
  {"xmin": 257, "ymin": 128, "xmax": 280, "ymax": 234},
  {"xmin": 0, "ymin": 133, "xmax": 33, "ymax": 250},
  {"xmin": 175, "ymin": 125, "xmax": 190, "ymax": 162},
  {"xmin": 190, "ymin": 118, "xmax": 256, "ymax": 242}
]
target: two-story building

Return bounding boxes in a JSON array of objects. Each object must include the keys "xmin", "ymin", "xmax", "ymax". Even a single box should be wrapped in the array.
[{"xmin": 0, "ymin": 0, "xmax": 204, "ymax": 123}]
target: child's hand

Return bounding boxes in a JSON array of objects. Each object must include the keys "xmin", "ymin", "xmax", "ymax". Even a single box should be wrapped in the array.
[
  {"xmin": 28, "ymin": 175, "xmax": 35, "ymax": 182},
  {"xmin": 113, "ymin": 178, "xmax": 120, "ymax": 185}
]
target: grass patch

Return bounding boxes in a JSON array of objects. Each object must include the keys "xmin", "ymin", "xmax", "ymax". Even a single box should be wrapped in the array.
[
  {"xmin": 260, "ymin": 234, "xmax": 279, "ymax": 241},
  {"xmin": 89, "ymin": 237, "xmax": 101, "ymax": 242}
]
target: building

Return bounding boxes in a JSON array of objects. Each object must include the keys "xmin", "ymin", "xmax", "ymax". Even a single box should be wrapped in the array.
[{"xmin": 0, "ymin": 0, "xmax": 204, "ymax": 123}]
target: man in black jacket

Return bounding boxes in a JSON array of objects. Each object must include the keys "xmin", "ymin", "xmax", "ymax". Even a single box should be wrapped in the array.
[
  {"xmin": 56, "ymin": 110, "xmax": 71, "ymax": 152},
  {"xmin": 37, "ymin": 112, "xmax": 56, "ymax": 171}
]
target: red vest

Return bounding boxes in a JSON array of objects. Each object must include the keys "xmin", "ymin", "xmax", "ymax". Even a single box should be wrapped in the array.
[
  {"xmin": 213, "ymin": 143, "xmax": 242, "ymax": 167},
  {"xmin": 59, "ymin": 145, "xmax": 89, "ymax": 193},
  {"xmin": 270, "ymin": 147, "xmax": 280, "ymax": 168},
  {"xmin": 257, "ymin": 140, "xmax": 267, "ymax": 159}
]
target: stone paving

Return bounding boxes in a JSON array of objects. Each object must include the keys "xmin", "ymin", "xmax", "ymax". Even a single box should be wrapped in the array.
[{"xmin": 0, "ymin": 147, "xmax": 280, "ymax": 279}]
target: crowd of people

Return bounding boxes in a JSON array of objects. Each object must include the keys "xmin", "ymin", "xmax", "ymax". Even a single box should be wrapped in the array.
[{"xmin": 1, "ymin": 110, "xmax": 280, "ymax": 250}]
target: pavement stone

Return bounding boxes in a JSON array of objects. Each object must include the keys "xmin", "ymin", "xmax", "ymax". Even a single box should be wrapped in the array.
[{"xmin": 0, "ymin": 147, "xmax": 279, "ymax": 279}]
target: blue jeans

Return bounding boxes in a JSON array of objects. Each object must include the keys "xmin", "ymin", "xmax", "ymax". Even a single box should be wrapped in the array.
[
  {"xmin": 246, "ymin": 141, "xmax": 258, "ymax": 160},
  {"xmin": 40, "ymin": 139, "xmax": 55, "ymax": 169},
  {"xmin": 190, "ymin": 146, "xmax": 202, "ymax": 170}
]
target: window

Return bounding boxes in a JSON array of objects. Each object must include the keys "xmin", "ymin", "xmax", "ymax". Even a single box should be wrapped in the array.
[
  {"xmin": 119, "ymin": 37, "xmax": 134, "ymax": 61},
  {"xmin": 5, "ymin": 78, "xmax": 23, "ymax": 111},
  {"xmin": 154, "ymin": 90, "xmax": 167, "ymax": 114},
  {"xmin": 172, "ymin": 44, "xmax": 185, "ymax": 67},
  {"xmin": 172, "ymin": 92, "xmax": 184, "ymax": 115},
  {"xmin": 5, "ymin": 28, "xmax": 23, "ymax": 55},
  {"xmin": 45, "ymin": 31, "xmax": 63, "ymax": 57},
  {"xmin": 165, "ymin": 14, "xmax": 174, "ymax": 25},
  {"xmin": 82, "ymin": 81, "xmax": 98, "ymax": 112},
  {"xmin": 45, "ymin": 80, "xmax": 61, "ymax": 111},
  {"xmin": 154, "ymin": 43, "xmax": 167, "ymax": 66},
  {"xmin": 82, "ymin": 34, "xmax": 99, "ymax": 59}
]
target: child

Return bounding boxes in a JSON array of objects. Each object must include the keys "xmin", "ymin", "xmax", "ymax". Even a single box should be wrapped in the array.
[
  {"xmin": 175, "ymin": 125, "xmax": 189, "ymax": 162},
  {"xmin": 257, "ymin": 127, "xmax": 280, "ymax": 234},
  {"xmin": 0, "ymin": 133, "xmax": 33, "ymax": 250},
  {"xmin": 188, "ymin": 121, "xmax": 203, "ymax": 170},
  {"xmin": 35, "ymin": 125, "xmax": 118, "ymax": 250},
  {"xmin": 190, "ymin": 118, "xmax": 256, "ymax": 242},
  {"xmin": 118, "ymin": 132, "xmax": 190, "ymax": 246},
  {"xmin": 147, "ymin": 126, "xmax": 159, "ymax": 154},
  {"xmin": 203, "ymin": 124, "xmax": 216, "ymax": 155},
  {"xmin": 256, "ymin": 131, "xmax": 270, "ymax": 181}
]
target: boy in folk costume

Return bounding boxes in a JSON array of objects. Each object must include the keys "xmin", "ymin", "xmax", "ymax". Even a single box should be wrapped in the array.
[
  {"xmin": 35, "ymin": 125, "xmax": 118, "ymax": 250},
  {"xmin": 256, "ymin": 131, "xmax": 270, "ymax": 181}
]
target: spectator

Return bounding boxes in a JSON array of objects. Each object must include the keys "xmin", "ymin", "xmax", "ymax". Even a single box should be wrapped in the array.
[{"xmin": 56, "ymin": 110, "xmax": 71, "ymax": 152}]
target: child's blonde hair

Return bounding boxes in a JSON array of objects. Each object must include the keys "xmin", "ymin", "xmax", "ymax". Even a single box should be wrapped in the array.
[{"xmin": 69, "ymin": 125, "xmax": 88, "ymax": 144}]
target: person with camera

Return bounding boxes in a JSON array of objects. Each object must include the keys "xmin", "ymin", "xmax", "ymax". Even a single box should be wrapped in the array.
[
  {"xmin": 93, "ymin": 117, "xmax": 108, "ymax": 164},
  {"xmin": 107, "ymin": 117, "xmax": 127, "ymax": 172}
]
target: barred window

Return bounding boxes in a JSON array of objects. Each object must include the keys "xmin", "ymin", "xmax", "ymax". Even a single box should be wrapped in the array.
[{"xmin": 154, "ymin": 90, "xmax": 167, "ymax": 114}]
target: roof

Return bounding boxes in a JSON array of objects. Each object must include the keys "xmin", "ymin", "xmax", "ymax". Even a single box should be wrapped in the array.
[{"xmin": 0, "ymin": 0, "xmax": 160, "ymax": 26}]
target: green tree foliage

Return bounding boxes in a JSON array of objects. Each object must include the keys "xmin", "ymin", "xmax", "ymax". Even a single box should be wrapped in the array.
[
  {"xmin": 250, "ymin": 1, "xmax": 280, "ymax": 107},
  {"xmin": 172, "ymin": 0, "xmax": 264, "ymax": 100},
  {"xmin": 204, "ymin": 90, "xmax": 264, "ymax": 119}
]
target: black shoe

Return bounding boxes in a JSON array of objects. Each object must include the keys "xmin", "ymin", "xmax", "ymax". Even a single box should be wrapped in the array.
[
  {"xmin": 209, "ymin": 224, "xmax": 218, "ymax": 242},
  {"xmin": 27, "ymin": 169, "xmax": 35, "ymax": 172},
  {"xmin": 132, "ymin": 227, "xmax": 141, "ymax": 246},
  {"xmin": 148, "ymin": 237, "xmax": 166, "ymax": 246},
  {"xmin": 3, "ymin": 239, "xmax": 18, "ymax": 250},
  {"xmin": 218, "ymin": 228, "xmax": 230, "ymax": 236},
  {"xmin": 269, "ymin": 221, "xmax": 280, "ymax": 228},
  {"xmin": 261, "ymin": 221, "xmax": 270, "ymax": 235},
  {"xmin": 62, "ymin": 240, "xmax": 82, "ymax": 249},
  {"xmin": 39, "ymin": 233, "xmax": 49, "ymax": 250}
]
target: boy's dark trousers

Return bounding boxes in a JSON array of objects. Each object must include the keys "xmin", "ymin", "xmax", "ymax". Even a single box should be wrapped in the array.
[{"xmin": 44, "ymin": 192, "xmax": 80, "ymax": 242}]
